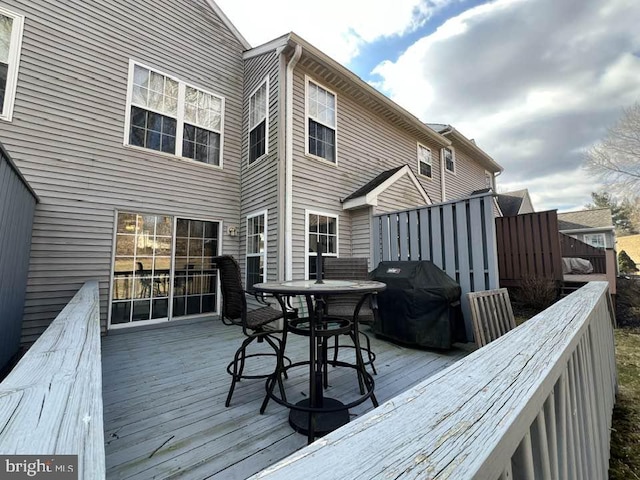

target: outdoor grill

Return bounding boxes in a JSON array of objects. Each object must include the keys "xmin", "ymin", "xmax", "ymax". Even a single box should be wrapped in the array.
[{"xmin": 370, "ymin": 261, "xmax": 465, "ymax": 349}]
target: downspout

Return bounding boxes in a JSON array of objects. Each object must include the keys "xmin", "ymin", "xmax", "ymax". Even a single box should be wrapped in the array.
[
  {"xmin": 276, "ymin": 46, "xmax": 287, "ymax": 281},
  {"xmin": 284, "ymin": 44, "xmax": 302, "ymax": 281},
  {"xmin": 439, "ymin": 125, "xmax": 454, "ymax": 202}
]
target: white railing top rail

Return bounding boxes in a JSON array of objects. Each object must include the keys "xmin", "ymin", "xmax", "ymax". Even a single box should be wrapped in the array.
[
  {"xmin": 0, "ymin": 280, "xmax": 104, "ymax": 479},
  {"xmin": 252, "ymin": 281, "xmax": 615, "ymax": 479}
]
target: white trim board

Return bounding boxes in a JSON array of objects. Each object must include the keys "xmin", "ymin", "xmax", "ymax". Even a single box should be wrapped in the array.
[{"xmin": 342, "ymin": 165, "xmax": 432, "ymax": 210}]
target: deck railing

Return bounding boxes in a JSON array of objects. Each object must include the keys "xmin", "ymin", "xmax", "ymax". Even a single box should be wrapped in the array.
[
  {"xmin": 252, "ymin": 281, "xmax": 617, "ymax": 480},
  {"xmin": 0, "ymin": 281, "xmax": 105, "ymax": 479}
]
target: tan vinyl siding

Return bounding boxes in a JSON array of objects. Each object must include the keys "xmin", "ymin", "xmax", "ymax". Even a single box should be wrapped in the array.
[
  {"xmin": 241, "ymin": 50, "xmax": 281, "ymax": 284},
  {"xmin": 444, "ymin": 145, "xmax": 490, "ymax": 200},
  {"xmin": 519, "ymin": 193, "xmax": 535, "ymax": 214},
  {"xmin": 350, "ymin": 207, "xmax": 372, "ymax": 267},
  {"xmin": 290, "ymin": 65, "xmax": 441, "ymax": 278},
  {"xmin": 0, "ymin": 0, "xmax": 245, "ymax": 343},
  {"xmin": 374, "ymin": 175, "xmax": 428, "ymax": 214}
]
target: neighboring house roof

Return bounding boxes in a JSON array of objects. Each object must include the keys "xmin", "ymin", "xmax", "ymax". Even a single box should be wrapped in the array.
[
  {"xmin": 426, "ymin": 123, "xmax": 503, "ymax": 173},
  {"xmin": 618, "ymin": 234, "xmax": 640, "ymax": 265},
  {"xmin": 496, "ymin": 189, "xmax": 534, "ymax": 216},
  {"xmin": 244, "ymin": 33, "xmax": 451, "ymax": 148},
  {"xmin": 470, "ymin": 188, "xmax": 493, "ymax": 195},
  {"xmin": 557, "ymin": 208, "xmax": 614, "ymax": 231},
  {"xmin": 341, "ymin": 165, "xmax": 431, "ymax": 210}
]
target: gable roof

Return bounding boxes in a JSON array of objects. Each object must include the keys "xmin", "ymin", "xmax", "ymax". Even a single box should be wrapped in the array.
[
  {"xmin": 204, "ymin": 0, "xmax": 251, "ymax": 50},
  {"xmin": 244, "ymin": 33, "xmax": 451, "ymax": 148},
  {"xmin": 426, "ymin": 123, "xmax": 503, "ymax": 173},
  {"xmin": 557, "ymin": 208, "xmax": 614, "ymax": 231},
  {"xmin": 497, "ymin": 189, "xmax": 531, "ymax": 216},
  {"xmin": 342, "ymin": 165, "xmax": 431, "ymax": 210}
]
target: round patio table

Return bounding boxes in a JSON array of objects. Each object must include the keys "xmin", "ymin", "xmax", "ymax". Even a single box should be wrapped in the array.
[{"xmin": 253, "ymin": 279, "xmax": 386, "ymax": 443}]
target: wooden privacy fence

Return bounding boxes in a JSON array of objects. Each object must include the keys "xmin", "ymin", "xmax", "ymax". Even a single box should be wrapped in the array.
[
  {"xmin": 496, "ymin": 210, "xmax": 564, "ymax": 287},
  {"xmin": 372, "ymin": 192, "xmax": 499, "ymax": 340},
  {"xmin": 253, "ymin": 281, "xmax": 617, "ymax": 480},
  {"xmin": 560, "ymin": 233, "xmax": 606, "ymax": 273},
  {"xmin": 0, "ymin": 281, "xmax": 105, "ymax": 479}
]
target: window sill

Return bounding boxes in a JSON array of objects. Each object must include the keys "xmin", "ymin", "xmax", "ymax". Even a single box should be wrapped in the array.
[
  {"xmin": 247, "ymin": 152, "xmax": 270, "ymax": 169},
  {"xmin": 303, "ymin": 152, "xmax": 338, "ymax": 167},
  {"xmin": 123, "ymin": 143, "xmax": 224, "ymax": 170},
  {"xmin": 418, "ymin": 172, "xmax": 433, "ymax": 181},
  {"xmin": 446, "ymin": 168, "xmax": 457, "ymax": 176}
]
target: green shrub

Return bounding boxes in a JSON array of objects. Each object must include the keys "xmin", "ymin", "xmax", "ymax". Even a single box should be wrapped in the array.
[{"xmin": 619, "ymin": 250, "xmax": 639, "ymax": 274}]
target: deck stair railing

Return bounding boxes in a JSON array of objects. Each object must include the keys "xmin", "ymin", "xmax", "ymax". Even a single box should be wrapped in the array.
[{"xmin": 253, "ymin": 281, "xmax": 617, "ymax": 480}]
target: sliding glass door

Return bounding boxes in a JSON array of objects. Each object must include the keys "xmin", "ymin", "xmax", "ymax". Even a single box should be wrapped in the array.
[{"xmin": 110, "ymin": 211, "xmax": 219, "ymax": 327}]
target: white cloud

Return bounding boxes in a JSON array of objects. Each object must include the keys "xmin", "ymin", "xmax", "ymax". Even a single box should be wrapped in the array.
[
  {"xmin": 372, "ymin": 0, "xmax": 640, "ymax": 209},
  {"xmin": 215, "ymin": 0, "xmax": 454, "ymax": 64}
]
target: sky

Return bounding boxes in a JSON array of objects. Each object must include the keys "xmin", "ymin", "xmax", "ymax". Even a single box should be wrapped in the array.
[{"xmin": 216, "ymin": 0, "xmax": 640, "ymax": 212}]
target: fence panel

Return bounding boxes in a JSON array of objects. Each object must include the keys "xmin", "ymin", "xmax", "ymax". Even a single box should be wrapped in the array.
[
  {"xmin": 0, "ymin": 142, "xmax": 38, "ymax": 371},
  {"xmin": 372, "ymin": 192, "xmax": 499, "ymax": 340},
  {"xmin": 495, "ymin": 210, "xmax": 564, "ymax": 287}
]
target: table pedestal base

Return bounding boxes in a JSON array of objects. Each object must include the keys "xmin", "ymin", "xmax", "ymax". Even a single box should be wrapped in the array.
[{"xmin": 289, "ymin": 398, "xmax": 350, "ymax": 437}]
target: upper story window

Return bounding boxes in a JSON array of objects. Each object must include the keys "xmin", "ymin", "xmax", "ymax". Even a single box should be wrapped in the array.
[
  {"xmin": 418, "ymin": 143, "xmax": 432, "ymax": 178},
  {"xmin": 306, "ymin": 78, "xmax": 336, "ymax": 163},
  {"xmin": 248, "ymin": 78, "xmax": 268, "ymax": 164},
  {"xmin": 125, "ymin": 61, "xmax": 224, "ymax": 166},
  {"xmin": 443, "ymin": 147, "xmax": 455, "ymax": 174},
  {"xmin": 0, "ymin": 7, "xmax": 24, "ymax": 122},
  {"xmin": 246, "ymin": 210, "xmax": 267, "ymax": 288}
]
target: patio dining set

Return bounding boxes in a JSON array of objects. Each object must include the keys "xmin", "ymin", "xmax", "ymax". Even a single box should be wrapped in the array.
[{"xmin": 213, "ymin": 251, "xmax": 478, "ymax": 444}]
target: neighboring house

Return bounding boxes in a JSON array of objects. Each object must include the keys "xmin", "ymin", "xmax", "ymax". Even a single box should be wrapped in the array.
[
  {"xmin": 496, "ymin": 189, "xmax": 535, "ymax": 216},
  {"xmin": 0, "ymin": 1, "xmax": 501, "ymax": 343},
  {"xmin": 616, "ymin": 234, "xmax": 640, "ymax": 267},
  {"xmin": 557, "ymin": 209, "xmax": 616, "ymax": 249}
]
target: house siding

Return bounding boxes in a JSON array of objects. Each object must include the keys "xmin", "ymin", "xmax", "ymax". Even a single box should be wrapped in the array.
[
  {"xmin": 444, "ymin": 145, "xmax": 490, "ymax": 201},
  {"xmin": 350, "ymin": 207, "xmax": 372, "ymax": 267},
  {"xmin": 241, "ymin": 50, "xmax": 281, "ymax": 284},
  {"xmin": 375, "ymin": 175, "xmax": 428, "ymax": 214},
  {"xmin": 568, "ymin": 231, "xmax": 616, "ymax": 249},
  {"xmin": 0, "ymin": 0, "xmax": 245, "ymax": 343},
  {"xmin": 290, "ymin": 64, "xmax": 443, "ymax": 279},
  {"xmin": 0, "ymin": 148, "xmax": 36, "ymax": 369}
]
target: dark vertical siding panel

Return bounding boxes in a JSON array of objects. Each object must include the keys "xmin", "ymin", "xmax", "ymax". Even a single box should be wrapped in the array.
[{"xmin": 0, "ymin": 150, "xmax": 36, "ymax": 370}]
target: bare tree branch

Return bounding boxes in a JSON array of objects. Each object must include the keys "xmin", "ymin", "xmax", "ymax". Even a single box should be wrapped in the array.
[{"xmin": 585, "ymin": 103, "xmax": 640, "ymax": 196}]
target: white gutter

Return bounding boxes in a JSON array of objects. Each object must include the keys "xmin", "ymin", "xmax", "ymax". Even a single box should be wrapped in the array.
[
  {"xmin": 438, "ymin": 126, "xmax": 454, "ymax": 202},
  {"xmin": 285, "ymin": 44, "xmax": 302, "ymax": 281}
]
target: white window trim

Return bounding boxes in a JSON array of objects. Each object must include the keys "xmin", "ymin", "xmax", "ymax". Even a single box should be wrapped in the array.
[
  {"xmin": 443, "ymin": 147, "xmax": 456, "ymax": 175},
  {"xmin": 0, "ymin": 6, "xmax": 24, "ymax": 122},
  {"xmin": 583, "ymin": 232, "xmax": 606, "ymax": 248},
  {"xmin": 304, "ymin": 209, "xmax": 339, "ymax": 279},
  {"xmin": 123, "ymin": 59, "xmax": 225, "ymax": 169},
  {"xmin": 304, "ymin": 75, "xmax": 338, "ymax": 166},
  {"xmin": 247, "ymin": 76, "xmax": 269, "ymax": 166},
  {"xmin": 246, "ymin": 209, "xmax": 268, "ymax": 286},
  {"xmin": 417, "ymin": 142, "xmax": 432, "ymax": 179}
]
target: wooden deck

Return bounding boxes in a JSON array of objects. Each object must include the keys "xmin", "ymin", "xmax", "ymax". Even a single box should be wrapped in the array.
[{"xmin": 101, "ymin": 319, "xmax": 468, "ymax": 479}]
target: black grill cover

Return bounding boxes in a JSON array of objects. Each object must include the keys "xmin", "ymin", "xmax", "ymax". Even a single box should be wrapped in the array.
[{"xmin": 370, "ymin": 261, "xmax": 464, "ymax": 349}]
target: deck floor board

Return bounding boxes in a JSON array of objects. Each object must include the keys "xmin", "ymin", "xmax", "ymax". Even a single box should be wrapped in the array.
[{"xmin": 102, "ymin": 319, "xmax": 467, "ymax": 479}]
